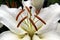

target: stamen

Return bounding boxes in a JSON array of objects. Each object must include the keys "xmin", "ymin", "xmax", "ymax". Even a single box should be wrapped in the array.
[
  {"xmin": 17, "ymin": 16, "xmax": 27, "ymax": 27},
  {"xmin": 16, "ymin": 9, "xmax": 25, "ymax": 21},
  {"xmin": 34, "ymin": 15, "xmax": 46, "ymax": 25},
  {"xmin": 29, "ymin": 18, "xmax": 38, "ymax": 31},
  {"xmin": 35, "ymin": 9, "xmax": 40, "ymax": 15},
  {"xmin": 25, "ymin": 6, "xmax": 32, "ymax": 16}
]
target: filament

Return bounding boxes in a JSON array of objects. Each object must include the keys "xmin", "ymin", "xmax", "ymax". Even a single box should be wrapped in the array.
[
  {"xmin": 25, "ymin": 6, "xmax": 32, "ymax": 16},
  {"xmin": 29, "ymin": 18, "xmax": 38, "ymax": 31},
  {"xmin": 17, "ymin": 16, "xmax": 27, "ymax": 27}
]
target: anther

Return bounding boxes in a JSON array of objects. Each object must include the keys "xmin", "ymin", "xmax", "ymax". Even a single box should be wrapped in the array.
[
  {"xmin": 25, "ymin": 6, "xmax": 32, "ymax": 16},
  {"xmin": 29, "ymin": 18, "xmax": 38, "ymax": 31},
  {"xmin": 17, "ymin": 16, "xmax": 27, "ymax": 27},
  {"xmin": 35, "ymin": 9, "xmax": 40, "ymax": 15},
  {"xmin": 34, "ymin": 15, "xmax": 46, "ymax": 25},
  {"xmin": 16, "ymin": 9, "xmax": 25, "ymax": 21}
]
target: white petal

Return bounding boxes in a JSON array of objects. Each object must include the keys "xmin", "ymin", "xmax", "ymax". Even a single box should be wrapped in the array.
[
  {"xmin": 0, "ymin": 9, "xmax": 27, "ymax": 35},
  {"xmin": 36, "ymin": 3, "xmax": 60, "ymax": 34},
  {"xmin": 42, "ymin": 31, "xmax": 60, "ymax": 40},
  {"xmin": 35, "ymin": 3, "xmax": 59, "ymax": 28},
  {"xmin": 35, "ymin": 22, "xmax": 58, "ymax": 36},
  {"xmin": 0, "ymin": 5, "xmax": 21, "ymax": 18},
  {"xmin": 0, "ymin": 31, "xmax": 30, "ymax": 40},
  {"xmin": 0, "ymin": 4, "xmax": 35, "ymax": 33},
  {"xmin": 56, "ymin": 23, "xmax": 60, "ymax": 35},
  {"xmin": 33, "ymin": 31, "xmax": 60, "ymax": 40},
  {"xmin": 0, "ymin": 5, "xmax": 17, "ymax": 14},
  {"xmin": 0, "ymin": 31, "xmax": 20, "ymax": 40},
  {"xmin": 38, "ymin": 3, "xmax": 59, "ymax": 21},
  {"xmin": 0, "ymin": 5, "xmax": 30, "ymax": 29}
]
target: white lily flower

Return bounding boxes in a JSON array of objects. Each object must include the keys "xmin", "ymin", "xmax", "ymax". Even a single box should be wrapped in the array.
[{"xmin": 0, "ymin": 1, "xmax": 60, "ymax": 40}]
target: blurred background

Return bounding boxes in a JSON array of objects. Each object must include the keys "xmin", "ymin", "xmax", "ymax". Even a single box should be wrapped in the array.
[
  {"xmin": 0, "ymin": 0, "xmax": 60, "ymax": 8},
  {"xmin": 0, "ymin": 0, "xmax": 60, "ymax": 33}
]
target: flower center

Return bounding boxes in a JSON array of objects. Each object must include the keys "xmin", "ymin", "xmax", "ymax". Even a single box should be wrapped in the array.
[{"xmin": 16, "ymin": 6, "xmax": 46, "ymax": 37}]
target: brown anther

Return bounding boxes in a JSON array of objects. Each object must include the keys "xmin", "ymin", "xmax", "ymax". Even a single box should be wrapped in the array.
[
  {"xmin": 29, "ymin": 18, "xmax": 38, "ymax": 31},
  {"xmin": 34, "ymin": 15, "xmax": 46, "ymax": 25},
  {"xmin": 25, "ymin": 6, "xmax": 32, "ymax": 16},
  {"xmin": 35, "ymin": 9, "xmax": 40, "ymax": 15},
  {"xmin": 17, "ymin": 16, "xmax": 27, "ymax": 27},
  {"xmin": 16, "ymin": 9, "xmax": 25, "ymax": 21}
]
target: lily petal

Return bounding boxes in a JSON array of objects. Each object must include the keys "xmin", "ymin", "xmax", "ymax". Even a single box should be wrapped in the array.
[
  {"xmin": 35, "ymin": 3, "xmax": 60, "ymax": 28},
  {"xmin": 0, "ymin": 31, "xmax": 20, "ymax": 40},
  {"xmin": 36, "ymin": 3, "xmax": 60, "ymax": 34},
  {"xmin": 56, "ymin": 23, "xmax": 60, "ymax": 34},
  {"xmin": 0, "ymin": 5, "xmax": 29, "ymax": 30},
  {"xmin": 0, "ymin": 5, "xmax": 20, "ymax": 18},
  {"xmin": 0, "ymin": 31, "xmax": 30, "ymax": 40},
  {"xmin": 0, "ymin": 9, "xmax": 27, "ymax": 35},
  {"xmin": 42, "ymin": 31, "xmax": 60, "ymax": 40}
]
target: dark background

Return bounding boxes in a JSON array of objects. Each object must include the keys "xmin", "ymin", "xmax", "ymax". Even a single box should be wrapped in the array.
[
  {"xmin": 0, "ymin": 0, "xmax": 60, "ymax": 33},
  {"xmin": 0, "ymin": 0, "xmax": 60, "ymax": 8}
]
